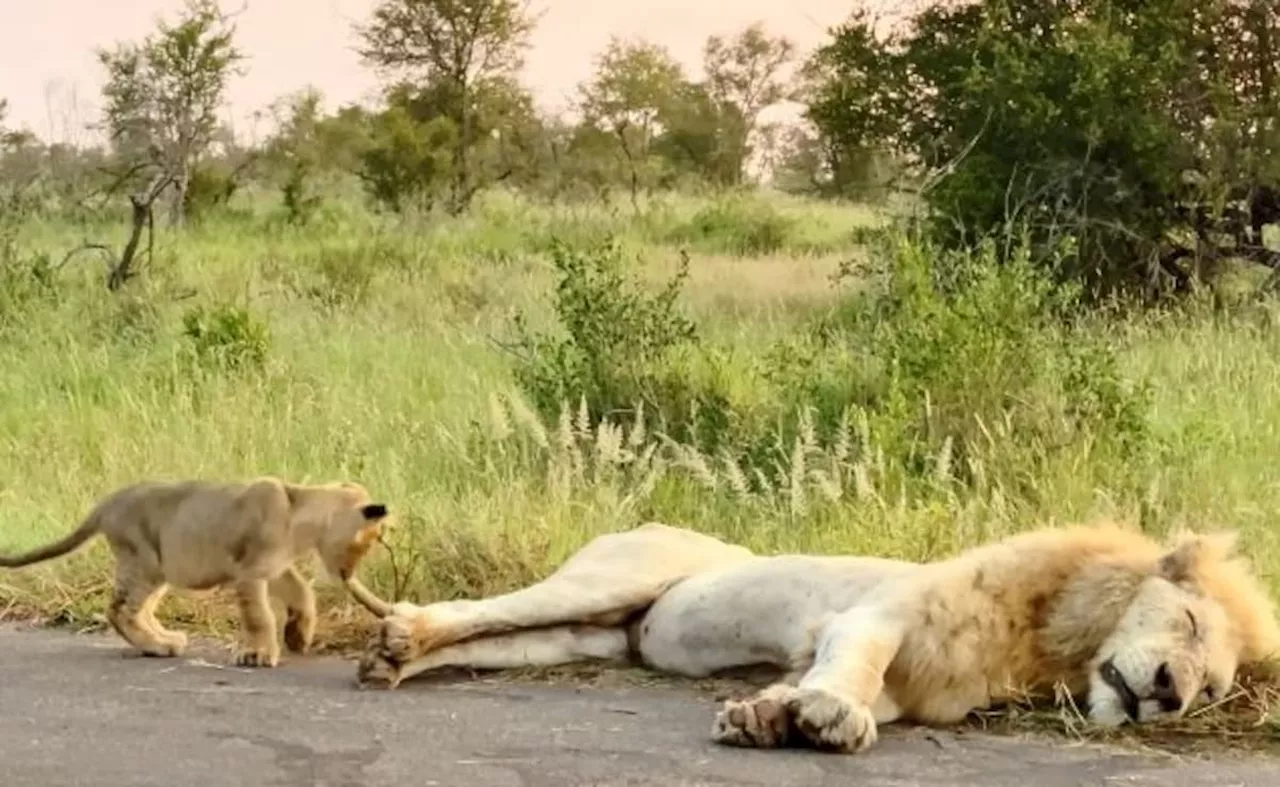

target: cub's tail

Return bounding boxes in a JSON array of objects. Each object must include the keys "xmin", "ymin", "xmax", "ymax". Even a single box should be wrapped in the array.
[{"xmin": 0, "ymin": 509, "xmax": 103, "ymax": 568}]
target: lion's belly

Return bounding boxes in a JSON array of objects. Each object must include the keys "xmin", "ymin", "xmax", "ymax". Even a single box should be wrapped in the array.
[{"xmin": 634, "ymin": 555, "xmax": 916, "ymax": 677}]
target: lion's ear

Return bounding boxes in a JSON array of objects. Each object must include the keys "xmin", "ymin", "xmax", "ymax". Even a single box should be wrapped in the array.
[
  {"xmin": 1158, "ymin": 531, "xmax": 1238, "ymax": 584},
  {"xmin": 361, "ymin": 503, "xmax": 389, "ymax": 521}
]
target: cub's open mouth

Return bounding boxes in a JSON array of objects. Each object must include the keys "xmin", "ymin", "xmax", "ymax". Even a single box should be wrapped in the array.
[{"xmin": 1098, "ymin": 658, "xmax": 1140, "ymax": 722}]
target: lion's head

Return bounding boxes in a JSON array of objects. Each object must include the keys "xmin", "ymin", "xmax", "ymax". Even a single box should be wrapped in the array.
[{"xmin": 1085, "ymin": 531, "xmax": 1279, "ymax": 726}]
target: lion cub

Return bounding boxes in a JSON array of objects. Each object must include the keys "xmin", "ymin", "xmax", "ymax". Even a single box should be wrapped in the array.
[{"xmin": 0, "ymin": 476, "xmax": 391, "ymax": 667}]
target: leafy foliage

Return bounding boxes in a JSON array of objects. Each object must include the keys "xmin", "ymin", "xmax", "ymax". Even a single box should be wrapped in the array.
[
  {"xmin": 510, "ymin": 238, "xmax": 699, "ymax": 427},
  {"xmin": 802, "ymin": 0, "xmax": 1280, "ymax": 298},
  {"xmin": 180, "ymin": 302, "xmax": 271, "ymax": 373}
]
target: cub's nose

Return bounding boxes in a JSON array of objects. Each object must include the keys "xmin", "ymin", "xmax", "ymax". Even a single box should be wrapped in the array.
[{"xmin": 1151, "ymin": 662, "xmax": 1183, "ymax": 713}]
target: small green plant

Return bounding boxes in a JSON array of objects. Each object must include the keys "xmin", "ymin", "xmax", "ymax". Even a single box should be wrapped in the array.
[
  {"xmin": 180, "ymin": 302, "xmax": 271, "ymax": 372},
  {"xmin": 511, "ymin": 237, "xmax": 699, "ymax": 426}
]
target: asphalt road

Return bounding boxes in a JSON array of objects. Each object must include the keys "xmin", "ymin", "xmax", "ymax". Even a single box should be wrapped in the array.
[{"xmin": 1, "ymin": 623, "xmax": 1278, "ymax": 786}]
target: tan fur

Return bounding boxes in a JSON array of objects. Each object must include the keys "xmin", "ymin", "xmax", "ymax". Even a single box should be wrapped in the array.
[
  {"xmin": 0, "ymin": 477, "xmax": 391, "ymax": 667},
  {"xmin": 353, "ymin": 521, "xmax": 1279, "ymax": 754}
]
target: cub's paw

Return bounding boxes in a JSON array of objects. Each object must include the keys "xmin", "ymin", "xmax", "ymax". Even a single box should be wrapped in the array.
[
  {"xmin": 785, "ymin": 688, "xmax": 877, "ymax": 753},
  {"xmin": 711, "ymin": 685, "xmax": 796, "ymax": 749},
  {"xmin": 156, "ymin": 630, "xmax": 189, "ymax": 657},
  {"xmin": 283, "ymin": 609, "xmax": 316, "ymax": 655},
  {"xmin": 233, "ymin": 645, "xmax": 281, "ymax": 668}
]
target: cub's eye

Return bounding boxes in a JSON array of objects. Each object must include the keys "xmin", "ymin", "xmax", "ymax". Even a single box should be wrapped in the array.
[
  {"xmin": 1185, "ymin": 609, "xmax": 1199, "ymax": 637},
  {"xmin": 1202, "ymin": 685, "xmax": 1216, "ymax": 702}
]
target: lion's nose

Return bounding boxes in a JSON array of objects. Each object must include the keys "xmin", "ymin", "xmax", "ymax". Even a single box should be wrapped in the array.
[{"xmin": 1151, "ymin": 662, "xmax": 1183, "ymax": 712}]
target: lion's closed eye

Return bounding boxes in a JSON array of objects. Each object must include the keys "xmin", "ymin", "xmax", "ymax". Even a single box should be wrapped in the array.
[{"xmin": 1185, "ymin": 609, "xmax": 1199, "ymax": 638}]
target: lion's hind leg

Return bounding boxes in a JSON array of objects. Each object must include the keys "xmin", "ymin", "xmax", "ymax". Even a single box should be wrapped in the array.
[
  {"xmin": 107, "ymin": 567, "xmax": 185, "ymax": 658},
  {"xmin": 358, "ymin": 625, "xmax": 629, "ymax": 688},
  {"xmin": 372, "ymin": 523, "xmax": 754, "ymax": 676},
  {"xmin": 270, "ymin": 567, "xmax": 317, "ymax": 655}
]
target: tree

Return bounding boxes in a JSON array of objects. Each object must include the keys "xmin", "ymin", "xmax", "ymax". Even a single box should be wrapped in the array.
[
  {"xmin": 356, "ymin": 0, "xmax": 537, "ymax": 213},
  {"xmin": 803, "ymin": 0, "xmax": 1280, "ymax": 299},
  {"xmin": 701, "ymin": 23, "xmax": 797, "ymax": 185},
  {"xmin": 578, "ymin": 37, "xmax": 687, "ymax": 209},
  {"xmin": 97, "ymin": 0, "xmax": 243, "ymax": 227},
  {"xmin": 649, "ymin": 80, "xmax": 740, "ymax": 188}
]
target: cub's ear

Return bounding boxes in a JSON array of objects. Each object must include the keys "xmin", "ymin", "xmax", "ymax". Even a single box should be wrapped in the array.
[{"xmin": 361, "ymin": 503, "xmax": 389, "ymax": 521}]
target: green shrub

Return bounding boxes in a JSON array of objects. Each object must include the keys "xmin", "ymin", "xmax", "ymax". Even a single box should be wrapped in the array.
[
  {"xmin": 664, "ymin": 195, "xmax": 795, "ymax": 256},
  {"xmin": 510, "ymin": 237, "xmax": 699, "ymax": 428},
  {"xmin": 180, "ymin": 302, "xmax": 271, "ymax": 373},
  {"xmin": 756, "ymin": 228, "xmax": 1154, "ymax": 496}
]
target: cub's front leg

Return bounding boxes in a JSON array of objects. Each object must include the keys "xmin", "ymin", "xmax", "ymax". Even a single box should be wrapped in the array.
[
  {"xmin": 233, "ymin": 579, "xmax": 281, "ymax": 667},
  {"xmin": 713, "ymin": 603, "xmax": 906, "ymax": 754}
]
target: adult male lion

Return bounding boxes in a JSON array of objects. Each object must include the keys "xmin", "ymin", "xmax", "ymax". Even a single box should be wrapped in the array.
[
  {"xmin": 0, "ymin": 477, "xmax": 391, "ymax": 668},
  {"xmin": 352, "ymin": 522, "xmax": 1279, "ymax": 754}
]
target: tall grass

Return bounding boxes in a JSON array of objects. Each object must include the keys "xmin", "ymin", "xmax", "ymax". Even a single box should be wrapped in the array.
[{"xmin": 0, "ymin": 186, "xmax": 1278, "ymax": 646}]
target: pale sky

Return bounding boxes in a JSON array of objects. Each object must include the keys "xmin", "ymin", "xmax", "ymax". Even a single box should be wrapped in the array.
[{"xmin": 0, "ymin": 0, "xmax": 857, "ymax": 145}]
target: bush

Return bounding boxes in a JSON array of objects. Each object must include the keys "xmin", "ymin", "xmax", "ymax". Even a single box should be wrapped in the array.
[
  {"xmin": 180, "ymin": 302, "xmax": 271, "ymax": 373},
  {"xmin": 358, "ymin": 109, "xmax": 457, "ymax": 214},
  {"xmin": 663, "ymin": 194, "xmax": 795, "ymax": 256},
  {"xmin": 756, "ymin": 227, "xmax": 1153, "ymax": 496},
  {"xmin": 510, "ymin": 237, "xmax": 700, "ymax": 429}
]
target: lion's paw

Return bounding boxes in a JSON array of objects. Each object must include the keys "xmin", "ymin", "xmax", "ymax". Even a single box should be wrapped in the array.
[
  {"xmin": 711, "ymin": 692, "xmax": 794, "ymax": 749},
  {"xmin": 355, "ymin": 645, "xmax": 404, "ymax": 689},
  {"xmin": 378, "ymin": 614, "xmax": 421, "ymax": 665},
  {"xmin": 785, "ymin": 688, "xmax": 877, "ymax": 753},
  {"xmin": 233, "ymin": 645, "xmax": 281, "ymax": 668}
]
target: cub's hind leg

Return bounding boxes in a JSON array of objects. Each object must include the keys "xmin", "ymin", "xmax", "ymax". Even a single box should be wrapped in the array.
[
  {"xmin": 269, "ymin": 567, "xmax": 317, "ymax": 654},
  {"xmin": 233, "ymin": 579, "xmax": 281, "ymax": 667},
  {"xmin": 107, "ymin": 565, "xmax": 185, "ymax": 658},
  {"xmin": 136, "ymin": 582, "xmax": 188, "ymax": 654}
]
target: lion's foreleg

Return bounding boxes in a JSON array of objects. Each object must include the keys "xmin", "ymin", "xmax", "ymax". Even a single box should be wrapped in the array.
[
  {"xmin": 270, "ymin": 567, "xmax": 317, "ymax": 654},
  {"xmin": 371, "ymin": 525, "xmax": 751, "ymax": 674},
  {"xmin": 713, "ymin": 604, "xmax": 906, "ymax": 754},
  {"xmin": 233, "ymin": 579, "xmax": 281, "ymax": 667},
  {"xmin": 787, "ymin": 605, "xmax": 905, "ymax": 751},
  {"xmin": 357, "ymin": 625, "xmax": 629, "ymax": 688}
]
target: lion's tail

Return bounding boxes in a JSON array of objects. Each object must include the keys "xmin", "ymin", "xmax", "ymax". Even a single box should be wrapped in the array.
[
  {"xmin": 344, "ymin": 575, "xmax": 394, "ymax": 618},
  {"xmin": 0, "ymin": 508, "xmax": 103, "ymax": 568}
]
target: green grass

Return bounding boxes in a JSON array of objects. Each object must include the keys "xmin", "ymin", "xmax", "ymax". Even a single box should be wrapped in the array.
[{"xmin": 1, "ymin": 186, "xmax": 1279, "ymax": 699}]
